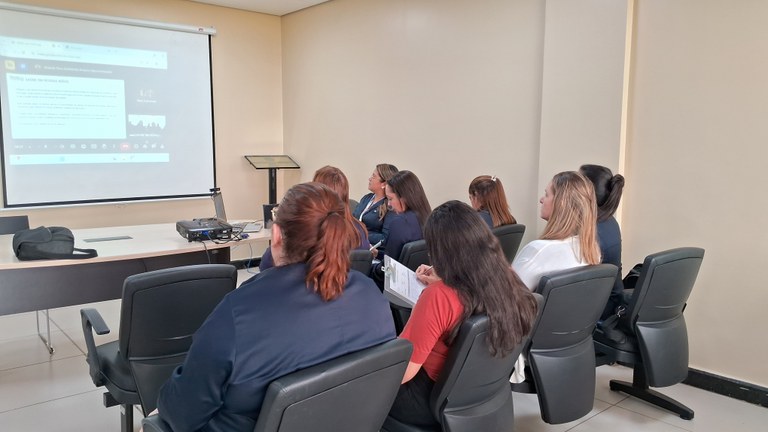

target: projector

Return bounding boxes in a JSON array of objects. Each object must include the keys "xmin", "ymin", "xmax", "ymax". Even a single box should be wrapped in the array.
[{"xmin": 176, "ymin": 218, "xmax": 233, "ymax": 242}]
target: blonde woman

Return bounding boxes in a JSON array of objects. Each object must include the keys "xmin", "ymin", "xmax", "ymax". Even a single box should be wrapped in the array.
[
  {"xmin": 512, "ymin": 171, "xmax": 601, "ymax": 291},
  {"xmin": 509, "ymin": 171, "xmax": 601, "ymax": 384}
]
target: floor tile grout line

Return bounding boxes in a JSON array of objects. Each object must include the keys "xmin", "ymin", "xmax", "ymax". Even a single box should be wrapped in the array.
[
  {"xmin": 0, "ymin": 388, "xmax": 102, "ymax": 415},
  {"xmin": 562, "ymin": 399, "xmax": 615, "ymax": 431},
  {"xmin": 594, "ymin": 393, "xmax": 629, "ymax": 406},
  {"xmin": 56, "ymin": 323, "xmax": 88, "ymax": 356},
  {"xmin": 0, "ymin": 350, "xmax": 84, "ymax": 374},
  {"xmin": 608, "ymin": 404, "xmax": 694, "ymax": 431}
]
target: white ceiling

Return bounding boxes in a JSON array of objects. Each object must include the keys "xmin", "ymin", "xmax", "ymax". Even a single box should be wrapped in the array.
[{"xmin": 188, "ymin": 0, "xmax": 330, "ymax": 16}]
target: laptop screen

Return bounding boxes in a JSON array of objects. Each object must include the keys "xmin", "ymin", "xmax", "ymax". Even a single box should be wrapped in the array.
[{"xmin": 212, "ymin": 192, "xmax": 227, "ymax": 221}]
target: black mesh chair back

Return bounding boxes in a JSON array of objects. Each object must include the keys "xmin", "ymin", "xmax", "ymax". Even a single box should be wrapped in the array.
[
  {"xmin": 350, "ymin": 249, "xmax": 373, "ymax": 275},
  {"xmin": 253, "ymin": 338, "xmax": 412, "ymax": 432},
  {"xmin": 0, "ymin": 215, "xmax": 30, "ymax": 234},
  {"xmin": 81, "ymin": 264, "xmax": 237, "ymax": 431},
  {"xmin": 382, "ymin": 316, "xmax": 526, "ymax": 432},
  {"xmin": 398, "ymin": 239, "xmax": 429, "ymax": 271},
  {"xmin": 516, "ymin": 264, "xmax": 617, "ymax": 424},
  {"xmin": 491, "ymin": 223, "xmax": 525, "ymax": 264}
]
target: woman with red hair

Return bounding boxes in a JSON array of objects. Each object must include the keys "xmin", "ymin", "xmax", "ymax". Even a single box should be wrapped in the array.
[{"xmin": 154, "ymin": 182, "xmax": 395, "ymax": 431}]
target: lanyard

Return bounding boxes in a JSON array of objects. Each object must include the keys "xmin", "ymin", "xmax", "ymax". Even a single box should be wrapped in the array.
[{"xmin": 359, "ymin": 197, "xmax": 384, "ymax": 221}]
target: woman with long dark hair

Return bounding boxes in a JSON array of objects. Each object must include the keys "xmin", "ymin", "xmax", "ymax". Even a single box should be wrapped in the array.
[
  {"xmin": 387, "ymin": 201, "xmax": 538, "ymax": 427},
  {"xmin": 373, "ymin": 170, "xmax": 431, "ymax": 261},
  {"xmin": 155, "ymin": 183, "xmax": 395, "ymax": 431},
  {"xmin": 579, "ymin": 164, "xmax": 625, "ymax": 319}
]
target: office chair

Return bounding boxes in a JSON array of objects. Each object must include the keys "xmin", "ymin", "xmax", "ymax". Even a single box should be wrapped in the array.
[
  {"xmin": 349, "ymin": 198, "xmax": 360, "ymax": 213},
  {"xmin": 0, "ymin": 215, "xmax": 55, "ymax": 354},
  {"xmin": 511, "ymin": 264, "xmax": 618, "ymax": 424},
  {"xmin": 80, "ymin": 264, "xmax": 237, "ymax": 432},
  {"xmin": 594, "ymin": 247, "xmax": 704, "ymax": 420},
  {"xmin": 382, "ymin": 315, "xmax": 526, "ymax": 432},
  {"xmin": 398, "ymin": 239, "xmax": 429, "ymax": 271},
  {"xmin": 491, "ymin": 223, "xmax": 526, "ymax": 264},
  {"xmin": 141, "ymin": 338, "xmax": 413, "ymax": 432},
  {"xmin": 350, "ymin": 248, "xmax": 373, "ymax": 275}
]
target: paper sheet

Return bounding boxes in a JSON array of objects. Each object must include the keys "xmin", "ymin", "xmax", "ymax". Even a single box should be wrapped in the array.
[{"xmin": 383, "ymin": 255, "xmax": 427, "ymax": 306}]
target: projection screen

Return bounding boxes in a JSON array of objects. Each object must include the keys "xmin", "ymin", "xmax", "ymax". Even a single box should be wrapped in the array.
[{"xmin": 0, "ymin": 3, "xmax": 217, "ymax": 207}]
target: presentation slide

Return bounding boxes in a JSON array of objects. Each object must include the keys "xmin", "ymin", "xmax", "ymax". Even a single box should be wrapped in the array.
[{"xmin": 0, "ymin": 7, "xmax": 215, "ymax": 207}]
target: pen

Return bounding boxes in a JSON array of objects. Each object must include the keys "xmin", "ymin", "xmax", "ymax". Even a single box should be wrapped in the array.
[{"xmin": 369, "ymin": 240, "xmax": 383, "ymax": 251}]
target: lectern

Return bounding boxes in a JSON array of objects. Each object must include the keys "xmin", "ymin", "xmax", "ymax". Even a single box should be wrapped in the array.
[{"xmin": 244, "ymin": 155, "xmax": 300, "ymax": 225}]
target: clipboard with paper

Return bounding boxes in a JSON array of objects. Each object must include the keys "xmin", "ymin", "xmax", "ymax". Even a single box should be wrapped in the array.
[{"xmin": 383, "ymin": 255, "xmax": 427, "ymax": 306}]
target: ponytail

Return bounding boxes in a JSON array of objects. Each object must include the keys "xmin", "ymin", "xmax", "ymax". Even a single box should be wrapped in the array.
[
  {"xmin": 470, "ymin": 175, "xmax": 516, "ymax": 227},
  {"xmin": 579, "ymin": 165, "xmax": 625, "ymax": 222},
  {"xmin": 276, "ymin": 183, "xmax": 358, "ymax": 301},
  {"xmin": 306, "ymin": 211, "xmax": 357, "ymax": 301},
  {"xmin": 597, "ymin": 174, "xmax": 625, "ymax": 222}
]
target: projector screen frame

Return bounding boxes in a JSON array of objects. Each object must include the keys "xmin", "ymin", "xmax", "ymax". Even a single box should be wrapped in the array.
[{"xmin": 0, "ymin": 1, "xmax": 219, "ymax": 208}]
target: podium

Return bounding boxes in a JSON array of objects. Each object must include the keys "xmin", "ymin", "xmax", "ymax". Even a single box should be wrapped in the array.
[{"xmin": 244, "ymin": 155, "xmax": 300, "ymax": 225}]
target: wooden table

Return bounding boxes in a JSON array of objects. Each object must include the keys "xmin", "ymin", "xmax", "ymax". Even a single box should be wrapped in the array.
[{"xmin": 0, "ymin": 223, "xmax": 270, "ymax": 316}]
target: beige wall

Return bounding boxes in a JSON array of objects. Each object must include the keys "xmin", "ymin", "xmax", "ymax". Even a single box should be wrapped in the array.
[
  {"xmin": 283, "ymin": 0, "xmax": 767, "ymax": 387},
  {"xmin": 282, "ymin": 0, "xmax": 546, "ymax": 232},
  {"xmin": 537, "ymin": 0, "xmax": 630, "ymax": 231},
  {"xmin": 1, "ymin": 0, "xmax": 282, "ymax": 242},
  {"xmin": 624, "ymin": 0, "xmax": 768, "ymax": 386}
]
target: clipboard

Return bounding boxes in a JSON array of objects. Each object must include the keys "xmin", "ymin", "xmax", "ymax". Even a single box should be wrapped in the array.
[{"xmin": 383, "ymin": 255, "xmax": 427, "ymax": 306}]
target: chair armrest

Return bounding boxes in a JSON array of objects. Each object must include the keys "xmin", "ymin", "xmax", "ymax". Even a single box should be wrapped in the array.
[
  {"xmin": 142, "ymin": 414, "xmax": 173, "ymax": 432},
  {"xmin": 80, "ymin": 308, "xmax": 111, "ymax": 387},
  {"xmin": 81, "ymin": 308, "xmax": 110, "ymax": 335}
]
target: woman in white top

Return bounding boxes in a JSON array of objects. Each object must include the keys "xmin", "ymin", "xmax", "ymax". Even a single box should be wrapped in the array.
[
  {"xmin": 510, "ymin": 171, "xmax": 601, "ymax": 383},
  {"xmin": 512, "ymin": 171, "xmax": 601, "ymax": 291}
]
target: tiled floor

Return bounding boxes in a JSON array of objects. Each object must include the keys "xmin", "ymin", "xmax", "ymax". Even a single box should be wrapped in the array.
[{"xmin": 1, "ymin": 268, "xmax": 765, "ymax": 431}]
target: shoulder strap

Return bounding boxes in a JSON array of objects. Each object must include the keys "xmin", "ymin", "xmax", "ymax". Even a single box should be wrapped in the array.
[{"xmin": 38, "ymin": 248, "xmax": 99, "ymax": 260}]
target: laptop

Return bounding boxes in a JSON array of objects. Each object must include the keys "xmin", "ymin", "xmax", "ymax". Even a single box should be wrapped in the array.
[{"xmin": 212, "ymin": 191, "xmax": 263, "ymax": 233}]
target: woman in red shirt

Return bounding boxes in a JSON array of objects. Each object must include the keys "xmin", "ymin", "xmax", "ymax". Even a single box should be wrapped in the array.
[{"xmin": 388, "ymin": 200, "xmax": 538, "ymax": 427}]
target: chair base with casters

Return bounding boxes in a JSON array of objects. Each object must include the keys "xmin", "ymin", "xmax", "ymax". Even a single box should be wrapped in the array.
[{"xmin": 142, "ymin": 338, "xmax": 413, "ymax": 432}]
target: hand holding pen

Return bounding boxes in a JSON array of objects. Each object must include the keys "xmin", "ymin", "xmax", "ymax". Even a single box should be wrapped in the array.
[
  {"xmin": 415, "ymin": 264, "xmax": 441, "ymax": 285},
  {"xmin": 369, "ymin": 240, "xmax": 383, "ymax": 257}
]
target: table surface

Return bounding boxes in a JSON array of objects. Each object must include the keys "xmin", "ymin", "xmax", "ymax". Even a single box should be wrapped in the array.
[{"xmin": 0, "ymin": 223, "xmax": 271, "ymax": 270}]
